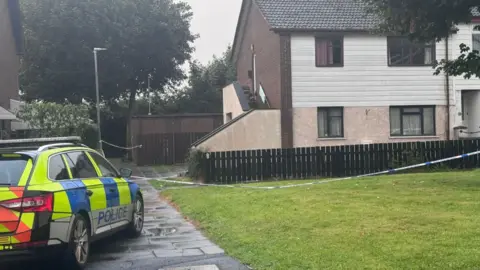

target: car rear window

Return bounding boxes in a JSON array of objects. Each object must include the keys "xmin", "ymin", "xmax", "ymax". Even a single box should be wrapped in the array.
[{"xmin": 0, "ymin": 154, "xmax": 29, "ymax": 186}]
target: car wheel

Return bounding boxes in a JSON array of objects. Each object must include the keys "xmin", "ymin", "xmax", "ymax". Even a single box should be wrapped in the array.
[
  {"xmin": 126, "ymin": 194, "xmax": 144, "ymax": 238},
  {"xmin": 63, "ymin": 214, "xmax": 90, "ymax": 270}
]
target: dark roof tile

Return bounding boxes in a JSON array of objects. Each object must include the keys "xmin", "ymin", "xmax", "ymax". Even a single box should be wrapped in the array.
[
  {"xmin": 255, "ymin": 0, "xmax": 380, "ymax": 31},
  {"xmin": 255, "ymin": 0, "xmax": 480, "ymax": 31}
]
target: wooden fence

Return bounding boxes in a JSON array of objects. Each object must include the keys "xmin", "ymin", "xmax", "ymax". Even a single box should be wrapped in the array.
[
  {"xmin": 135, "ymin": 132, "xmax": 208, "ymax": 166},
  {"xmin": 131, "ymin": 113, "xmax": 223, "ymax": 165},
  {"xmin": 202, "ymin": 139, "xmax": 480, "ymax": 184}
]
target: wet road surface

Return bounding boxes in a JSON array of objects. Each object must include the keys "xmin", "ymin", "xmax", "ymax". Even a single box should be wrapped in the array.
[{"xmin": 1, "ymin": 167, "xmax": 248, "ymax": 270}]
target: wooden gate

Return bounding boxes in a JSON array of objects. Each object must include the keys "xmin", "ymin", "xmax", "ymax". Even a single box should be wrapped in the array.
[{"xmin": 131, "ymin": 114, "xmax": 223, "ymax": 166}]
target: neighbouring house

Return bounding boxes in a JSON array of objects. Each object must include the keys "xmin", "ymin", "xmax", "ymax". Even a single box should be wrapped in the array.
[
  {"xmin": 0, "ymin": 0, "xmax": 24, "ymax": 138},
  {"xmin": 193, "ymin": 0, "xmax": 480, "ymax": 152}
]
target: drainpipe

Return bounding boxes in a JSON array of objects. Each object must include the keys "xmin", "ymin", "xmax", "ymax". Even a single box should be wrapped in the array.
[
  {"xmin": 250, "ymin": 44, "xmax": 257, "ymax": 95},
  {"xmin": 445, "ymin": 36, "xmax": 451, "ymax": 140}
]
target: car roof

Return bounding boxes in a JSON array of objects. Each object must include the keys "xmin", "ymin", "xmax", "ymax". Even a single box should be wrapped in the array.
[
  {"xmin": 3, "ymin": 146, "xmax": 96, "ymax": 159},
  {"xmin": 0, "ymin": 137, "xmax": 91, "ymax": 158}
]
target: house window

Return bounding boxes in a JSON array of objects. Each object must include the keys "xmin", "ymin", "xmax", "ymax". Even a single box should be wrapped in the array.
[
  {"xmin": 226, "ymin": 113, "xmax": 232, "ymax": 122},
  {"xmin": 315, "ymin": 37, "xmax": 343, "ymax": 67},
  {"xmin": 390, "ymin": 106, "xmax": 435, "ymax": 136},
  {"xmin": 387, "ymin": 37, "xmax": 435, "ymax": 66},
  {"xmin": 318, "ymin": 107, "xmax": 344, "ymax": 138},
  {"xmin": 473, "ymin": 34, "xmax": 480, "ymax": 52}
]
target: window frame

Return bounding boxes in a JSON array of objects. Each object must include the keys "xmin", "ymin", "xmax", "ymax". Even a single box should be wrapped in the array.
[
  {"xmin": 87, "ymin": 151, "xmax": 120, "ymax": 178},
  {"xmin": 472, "ymin": 33, "xmax": 480, "ymax": 52},
  {"xmin": 314, "ymin": 36, "xmax": 344, "ymax": 67},
  {"xmin": 63, "ymin": 150, "xmax": 100, "ymax": 179},
  {"xmin": 317, "ymin": 107, "xmax": 344, "ymax": 138},
  {"xmin": 389, "ymin": 105, "xmax": 436, "ymax": 137},
  {"xmin": 47, "ymin": 153, "xmax": 71, "ymax": 181},
  {"xmin": 387, "ymin": 36, "xmax": 436, "ymax": 67}
]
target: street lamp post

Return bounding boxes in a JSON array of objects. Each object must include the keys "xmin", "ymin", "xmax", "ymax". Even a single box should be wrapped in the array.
[
  {"xmin": 147, "ymin": 74, "xmax": 152, "ymax": 115},
  {"xmin": 93, "ymin": 47, "xmax": 107, "ymax": 154}
]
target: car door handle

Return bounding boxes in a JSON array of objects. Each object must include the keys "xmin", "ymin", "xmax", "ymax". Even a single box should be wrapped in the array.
[{"xmin": 86, "ymin": 190, "xmax": 93, "ymax": 197}]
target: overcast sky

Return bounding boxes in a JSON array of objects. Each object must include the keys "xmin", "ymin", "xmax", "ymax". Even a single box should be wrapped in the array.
[{"xmin": 184, "ymin": 0, "xmax": 242, "ymax": 64}]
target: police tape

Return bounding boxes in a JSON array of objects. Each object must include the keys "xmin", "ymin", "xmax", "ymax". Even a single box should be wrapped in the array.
[
  {"xmin": 101, "ymin": 140, "xmax": 143, "ymax": 150},
  {"xmin": 133, "ymin": 149, "xmax": 480, "ymax": 190}
]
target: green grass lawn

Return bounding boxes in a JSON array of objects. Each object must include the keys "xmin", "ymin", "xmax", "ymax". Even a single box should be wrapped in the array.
[
  {"xmin": 153, "ymin": 164, "xmax": 186, "ymax": 173},
  {"xmin": 162, "ymin": 170, "xmax": 480, "ymax": 270},
  {"xmin": 149, "ymin": 177, "xmax": 192, "ymax": 189}
]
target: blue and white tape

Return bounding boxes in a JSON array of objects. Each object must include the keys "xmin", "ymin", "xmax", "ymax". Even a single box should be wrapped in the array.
[{"xmin": 134, "ymin": 150, "xmax": 479, "ymax": 190}]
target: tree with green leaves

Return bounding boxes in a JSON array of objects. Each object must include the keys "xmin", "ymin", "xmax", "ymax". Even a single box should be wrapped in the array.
[
  {"xmin": 20, "ymin": 0, "xmax": 196, "ymax": 151},
  {"xmin": 134, "ymin": 47, "xmax": 237, "ymax": 115},
  {"xmin": 176, "ymin": 47, "xmax": 237, "ymax": 113},
  {"xmin": 362, "ymin": 0, "xmax": 479, "ymax": 78},
  {"xmin": 20, "ymin": 0, "xmax": 195, "ymax": 104},
  {"xmin": 16, "ymin": 102, "xmax": 93, "ymax": 137}
]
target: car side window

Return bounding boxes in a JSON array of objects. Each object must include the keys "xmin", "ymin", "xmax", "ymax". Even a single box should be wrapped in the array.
[
  {"xmin": 64, "ymin": 151, "xmax": 98, "ymax": 179},
  {"xmin": 48, "ymin": 155, "xmax": 70, "ymax": 180},
  {"xmin": 88, "ymin": 152, "xmax": 118, "ymax": 177}
]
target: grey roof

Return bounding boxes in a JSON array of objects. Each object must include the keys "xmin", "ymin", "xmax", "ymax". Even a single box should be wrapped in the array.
[
  {"xmin": 255, "ymin": 0, "xmax": 480, "ymax": 31},
  {"xmin": 255, "ymin": 0, "xmax": 381, "ymax": 31},
  {"xmin": 0, "ymin": 106, "xmax": 16, "ymax": 120},
  {"xmin": 473, "ymin": 7, "xmax": 480, "ymax": 16}
]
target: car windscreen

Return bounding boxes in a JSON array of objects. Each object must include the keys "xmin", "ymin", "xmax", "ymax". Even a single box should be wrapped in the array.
[{"xmin": 0, "ymin": 154, "xmax": 29, "ymax": 186}]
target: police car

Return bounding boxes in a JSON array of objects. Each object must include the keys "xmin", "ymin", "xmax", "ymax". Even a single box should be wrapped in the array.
[{"xmin": 0, "ymin": 137, "xmax": 144, "ymax": 269}]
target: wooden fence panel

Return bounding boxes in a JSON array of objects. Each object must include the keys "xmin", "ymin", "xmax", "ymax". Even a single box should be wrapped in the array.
[
  {"xmin": 202, "ymin": 139, "xmax": 480, "ymax": 184},
  {"xmin": 135, "ymin": 132, "xmax": 208, "ymax": 166}
]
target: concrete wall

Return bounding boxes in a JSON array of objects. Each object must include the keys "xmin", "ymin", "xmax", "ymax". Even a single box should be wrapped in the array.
[
  {"xmin": 222, "ymin": 84, "xmax": 246, "ymax": 123},
  {"xmin": 196, "ymin": 110, "xmax": 281, "ymax": 152},
  {"xmin": 293, "ymin": 106, "xmax": 448, "ymax": 147}
]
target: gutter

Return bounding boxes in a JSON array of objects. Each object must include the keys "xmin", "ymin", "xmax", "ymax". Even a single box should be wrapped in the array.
[{"xmin": 445, "ymin": 35, "xmax": 451, "ymax": 140}]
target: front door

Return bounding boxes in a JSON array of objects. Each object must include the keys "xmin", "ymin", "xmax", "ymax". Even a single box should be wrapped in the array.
[{"xmin": 87, "ymin": 152, "xmax": 132, "ymax": 228}]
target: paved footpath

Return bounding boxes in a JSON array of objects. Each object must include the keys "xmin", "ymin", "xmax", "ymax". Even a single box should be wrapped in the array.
[{"xmin": 85, "ymin": 163, "xmax": 249, "ymax": 270}]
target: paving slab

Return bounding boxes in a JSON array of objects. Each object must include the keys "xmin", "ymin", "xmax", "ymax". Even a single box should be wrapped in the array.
[
  {"xmin": 160, "ymin": 265, "xmax": 220, "ymax": 270},
  {"xmin": 200, "ymin": 246, "xmax": 225, "ymax": 255}
]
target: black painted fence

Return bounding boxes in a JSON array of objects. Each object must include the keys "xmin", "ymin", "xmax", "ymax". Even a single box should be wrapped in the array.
[{"xmin": 202, "ymin": 139, "xmax": 480, "ymax": 184}]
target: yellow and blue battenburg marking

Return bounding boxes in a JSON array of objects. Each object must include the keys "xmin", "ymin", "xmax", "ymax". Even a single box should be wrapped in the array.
[{"xmin": 56, "ymin": 178, "xmax": 137, "ymax": 213}]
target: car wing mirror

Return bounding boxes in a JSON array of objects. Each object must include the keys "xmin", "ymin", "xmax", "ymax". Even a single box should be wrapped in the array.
[{"xmin": 119, "ymin": 168, "xmax": 133, "ymax": 178}]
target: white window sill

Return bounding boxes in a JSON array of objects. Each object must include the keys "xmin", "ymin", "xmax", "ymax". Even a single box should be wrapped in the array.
[
  {"xmin": 389, "ymin": 136, "xmax": 439, "ymax": 140},
  {"xmin": 317, "ymin": 137, "xmax": 346, "ymax": 141}
]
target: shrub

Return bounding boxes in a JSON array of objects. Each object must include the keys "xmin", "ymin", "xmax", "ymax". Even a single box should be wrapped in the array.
[{"xmin": 186, "ymin": 147, "xmax": 208, "ymax": 182}]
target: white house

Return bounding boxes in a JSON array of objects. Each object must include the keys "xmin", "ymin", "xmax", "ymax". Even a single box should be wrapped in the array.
[{"xmin": 193, "ymin": 0, "xmax": 480, "ymax": 152}]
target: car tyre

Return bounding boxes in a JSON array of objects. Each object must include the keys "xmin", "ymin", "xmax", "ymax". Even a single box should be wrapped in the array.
[
  {"xmin": 126, "ymin": 194, "xmax": 144, "ymax": 238},
  {"xmin": 63, "ymin": 214, "xmax": 90, "ymax": 270}
]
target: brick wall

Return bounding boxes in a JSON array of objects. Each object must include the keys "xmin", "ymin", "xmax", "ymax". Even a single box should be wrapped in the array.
[
  {"xmin": 293, "ymin": 106, "xmax": 448, "ymax": 147},
  {"xmin": 235, "ymin": 0, "xmax": 281, "ymax": 109},
  {"xmin": 0, "ymin": 0, "xmax": 20, "ymax": 110}
]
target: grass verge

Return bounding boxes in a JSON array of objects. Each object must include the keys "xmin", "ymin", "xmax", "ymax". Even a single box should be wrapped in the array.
[
  {"xmin": 162, "ymin": 170, "xmax": 480, "ymax": 270},
  {"xmin": 149, "ymin": 177, "xmax": 192, "ymax": 189}
]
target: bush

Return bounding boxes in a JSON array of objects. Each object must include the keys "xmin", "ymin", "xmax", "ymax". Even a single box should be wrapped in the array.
[
  {"xmin": 389, "ymin": 148, "xmax": 456, "ymax": 173},
  {"xmin": 186, "ymin": 147, "xmax": 208, "ymax": 182}
]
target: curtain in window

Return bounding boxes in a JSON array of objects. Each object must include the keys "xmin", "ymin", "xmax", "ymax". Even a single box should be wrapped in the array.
[
  {"xmin": 423, "ymin": 107, "xmax": 435, "ymax": 135},
  {"xmin": 473, "ymin": 34, "xmax": 480, "ymax": 52},
  {"xmin": 317, "ymin": 109, "xmax": 327, "ymax": 137},
  {"xmin": 424, "ymin": 46, "xmax": 433, "ymax": 64},
  {"xmin": 390, "ymin": 108, "xmax": 401, "ymax": 135},
  {"xmin": 329, "ymin": 109, "xmax": 342, "ymax": 136},
  {"xmin": 329, "ymin": 117, "xmax": 342, "ymax": 136},
  {"xmin": 316, "ymin": 40, "xmax": 333, "ymax": 65},
  {"xmin": 402, "ymin": 115, "xmax": 421, "ymax": 135}
]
